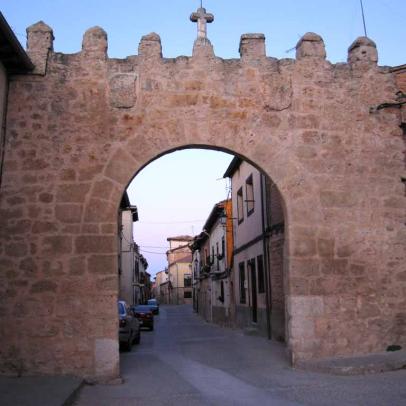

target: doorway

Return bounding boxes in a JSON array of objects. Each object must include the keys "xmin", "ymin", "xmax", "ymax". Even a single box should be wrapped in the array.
[{"xmin": 249, "ymin": 259, "xmax": 258, "ymax": 323}]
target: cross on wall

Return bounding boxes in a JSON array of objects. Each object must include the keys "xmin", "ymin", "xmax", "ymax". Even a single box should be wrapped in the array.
[{"xmin": 190, "ymin": 6, "xmax": 214, "ymax": 40}]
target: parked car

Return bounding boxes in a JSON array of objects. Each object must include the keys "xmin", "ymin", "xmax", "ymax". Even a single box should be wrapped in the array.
[
  {"xmin": 147, "ymin": 298, "xmax": 159, "ymax": 315},
  {"xmin": 132, "ymin": 305, "xmax": 154, "ymax": 331},
  {"xmin": 118, "ymin": 300, "xmax": 141, "ymax": 350}
]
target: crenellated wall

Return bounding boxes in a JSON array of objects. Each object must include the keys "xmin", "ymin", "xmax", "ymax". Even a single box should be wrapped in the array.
[{"xmin": 0, "ymin": 21, "xmax": 404, "ymax": 380}]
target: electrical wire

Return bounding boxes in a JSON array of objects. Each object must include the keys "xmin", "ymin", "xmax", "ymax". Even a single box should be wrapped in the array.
[
  {"xmin": 139, "ymin": 249, "xmax": 168, "ymax": 255},
  {"xmin": 138, "ymin": 219, "xmax": 205, "ymax": 225},
  {"xmin": 140, "ymin": 245, "xmax": 169, "ymax": 249}
]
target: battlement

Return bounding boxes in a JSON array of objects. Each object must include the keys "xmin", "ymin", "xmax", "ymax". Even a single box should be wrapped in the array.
[{"xmin": 26, "ymin": 21, "xmax": 380, "ymax": 76}]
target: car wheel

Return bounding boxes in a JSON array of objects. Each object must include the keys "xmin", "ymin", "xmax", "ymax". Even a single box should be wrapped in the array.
[
  {"xmin": 134, "ymin": 334, "xmax": 141, "ymax": 345},
  {"xmin": 150, "ymin": 325, "xmax": 154, "ymax": 331}
]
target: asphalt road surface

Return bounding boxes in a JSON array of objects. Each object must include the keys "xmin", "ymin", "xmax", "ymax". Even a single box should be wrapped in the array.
[{"xmin": 75, "ymin": 305, "xmax": 406, "ymax": 405}]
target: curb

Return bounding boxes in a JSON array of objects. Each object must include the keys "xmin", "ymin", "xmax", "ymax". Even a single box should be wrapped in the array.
[
  {"xmin": 295, "ymin": 350, "xmax": 406, "ymax": 376},
  {"xmin": 62, "ymin": 380, "xmax": 85, "ymax": 406}
]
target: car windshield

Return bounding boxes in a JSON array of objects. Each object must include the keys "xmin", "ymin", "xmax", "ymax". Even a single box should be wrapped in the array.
[
  {"xmin": 118, "ymin": 302, "xmax": 126, "ymax": 316},
  {"xmin": 134, "ymin": 306, "xmax": 153, "ymax": 312},
  {"xmin": 147, "ymin": 300, "xmax": 157, "ymax": 305}
]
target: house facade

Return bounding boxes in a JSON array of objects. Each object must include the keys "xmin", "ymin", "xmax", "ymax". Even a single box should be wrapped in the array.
[
  {"xmin": 191, "ymin": 200, "xmax": 234, "ymax": 326},
  {"xmin": 191, "ymin": 231, "xmax": 211, "ymax": 320},
  {"xmin": 134, "ymin": 246, "xmax": 149, "ymax": 304},
  {"xmin": 224, "ymin": 157, "xmax": 286, "ymax": 339},
  {"xmin": 165, "ymin": 236, "xmax": 193, "ymax": 305},
  {"xmin": 118, "ymin": 192, "xmax": 148, "ymax": 306},
  {"xmin": 154, "ymin": 269, "xmax": 168, "ymax": 303}
]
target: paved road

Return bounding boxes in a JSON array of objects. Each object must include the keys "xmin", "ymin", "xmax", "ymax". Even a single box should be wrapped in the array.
[{"xmin": 75, "ymin": 305, "xmax": 406, "ymax": 405}]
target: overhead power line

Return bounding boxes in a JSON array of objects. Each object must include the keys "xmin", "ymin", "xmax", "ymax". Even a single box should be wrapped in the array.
[
  {"xmin": 138, "ymin": 219, "xmax": 205, "ymax": 225},
  {"xmin": 139, "ymin": 249, "xmax": 167, "ymax": 255}
]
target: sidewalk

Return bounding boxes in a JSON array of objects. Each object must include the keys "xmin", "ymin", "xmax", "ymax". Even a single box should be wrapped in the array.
[
  {"xmin": 0, "ymin": 375, "xmax": 83, "ymax": 406},
  {"xmin": 296, "ymin": 349, "xmax": 406, "ymax": 375}
]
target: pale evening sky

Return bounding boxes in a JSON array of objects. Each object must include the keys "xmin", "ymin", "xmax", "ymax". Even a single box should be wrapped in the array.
[{"xmin": 3, "ymin": 1, "xmax": 405, "ymax": 275}]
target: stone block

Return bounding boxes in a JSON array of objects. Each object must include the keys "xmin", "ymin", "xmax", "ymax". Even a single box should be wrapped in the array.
[
  {"xmin": 103, "ymin": 149, "xmax": 136, "ymax": 185},
  {"xmin": 348, "ymin": 37, "xmax": 378, "ymax": 68},
  {"xmin": 82, "ymin": 27, "xmax": 107, "ymax": 59},
  {"xmin": 38, "ymin": 193, "xmax": 54, "ymax": 203},
  {"xmin": 320, "ymin": 190, "xmax": 357, "ymax": 208},
  {"xmin": 290, "ymin": 316, "xmax": 316, "ymax": 339},
  {"xmin": 32, "ymin": 221, "xmax": 58, "ymax": 234},
  {"xmin": 60, "ymin": 169, "xmax": 76, "ymax": 182},
  {"xmin": 138, "ymin": 33, "xmax": 162, "ymax": 60},
  {"xmin": 96, "ymin": 276, "xmax": 118, "ymax": 291},
  {"xmin": 92, "ymin": 179, "xmax": 115, "ymax": 200},
  {"xmin": 239, "ymin": 34, "xmax": 265, "ymax": 61},
  {"xmin": 56, "ymin": 183, "xmax": 91, "ymax": 203},
  {"xmin": 317, "ymin": 238, "xmax": 335, "ymax": 257},
  {"xmin": 321, "ymin": 259, "xmax": 348, "ymax": 276},
  {"xmin": 26, "ymin": 21, "xmax": 54, "ymax": 75},
  {"xmin": 5, "ymin": 242, "xmax": 28, "ymax": 257},
  {"xmin": 290, "ymin": 258, "xmax": 320, "ymax": 278},
  {"xmin": 30, "ymin": 280, "xmax": 58, "ymax": 293},
  {"xmin": 41, "ymin": 236, "xmax": 73, "ymax": 255},
  {"xmin": 55, "ymin": 204, "xmax": 83, "ymax": 223},
  {"xmin": 288, "ymin": 295, "xmax": 325, "ymax": 317},
  {"xmin": 292, "ymin": 236, "xmax": 316, "ymax": 257},
  {"xmin": 101, "ymin": 223, "xmax": 116, "ymax": 234},
  {"xmin": 42, "ymin": 260, "xmax": 64, "ymax": 276},
  {"xmin": 19, "ymin": 257, "xmax": 38, "ymax": 275},
  {"xmin": 2, "ymin": 219, "xmax": 31, "ymax": 235},
  {"xmin": 109, "ymin": 74, "xmax": 137, "ymax": 109},
  {"xmin": 296, "ymin": 32, "xmax": 326, "ymax": 60},
  {"xmin": 75, "ymin": 236, "xmax": 116, "ymax": 254},
  {"xmin": 78, "ymin": 165, "xmax": 104, "ymax": 182},
  {"xmin": 94, "ymin": 338, "xmax": 119, "ymax": 380},
  {"xmin": 88, "ymin": 255, "xmax": 117, "ymax": 274},
  {"xmin": 84, "ymin": 199, "xmax": 116, "ymax": 223},
  {"xmin": 69, "ymin": 256, "xmax": 86, "ymax": 275}
]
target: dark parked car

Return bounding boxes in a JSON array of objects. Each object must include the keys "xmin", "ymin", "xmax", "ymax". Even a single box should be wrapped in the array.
[
  {"xmin": 132, "ymin": 305, "xmax": 154, "ymax": 331},
  {"xmin": 118, "ymin": 300, "xmax": 140, "ymax": 350},
  {"xmin": 147, "ymin": 299, "xmax": 159, "ymax": 315}
]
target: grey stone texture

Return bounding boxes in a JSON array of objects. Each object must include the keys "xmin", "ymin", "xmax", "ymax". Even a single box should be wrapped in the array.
[{"xmin": 0, "ymin": 23, "xmax": 405, "ymax": 381}]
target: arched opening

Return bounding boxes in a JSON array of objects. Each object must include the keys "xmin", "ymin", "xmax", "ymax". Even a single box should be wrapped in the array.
[{"xmin": 114, "ymin": 146, "xmax": 288, "ymax": 372}]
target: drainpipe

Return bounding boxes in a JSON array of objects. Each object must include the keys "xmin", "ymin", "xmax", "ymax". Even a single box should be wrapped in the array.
[
  {"xmin": 0, "ymin": 74, "xmax": 10, "ymax": 191},
  {"xmin": 260, "ymin": 174, "xmax": 272, "ymax": 340}
]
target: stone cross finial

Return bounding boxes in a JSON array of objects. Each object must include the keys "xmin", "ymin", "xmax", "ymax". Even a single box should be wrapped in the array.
[{"xmin": 190, "ymin": 7, "xmax": 214, "ymax": 40}]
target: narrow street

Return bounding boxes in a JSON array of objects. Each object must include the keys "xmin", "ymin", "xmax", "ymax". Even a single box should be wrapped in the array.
[{"xmin": 75, "ymin": 306, "xmax": 406, "ymax": 406}]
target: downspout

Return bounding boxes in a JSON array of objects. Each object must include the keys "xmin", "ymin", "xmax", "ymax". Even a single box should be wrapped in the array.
[
  {"xmin": 0, "ymin": 73, "xmax": 10, "ymax": 191},
  {"xmin": 260, "ymin": 174, "xmax": 272, "ymax": 340}
]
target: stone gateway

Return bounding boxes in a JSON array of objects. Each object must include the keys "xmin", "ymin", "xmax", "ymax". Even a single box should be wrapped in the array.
[{"xmin": 0, "ymin": 12, "xmax": 405, "ymax": 381}]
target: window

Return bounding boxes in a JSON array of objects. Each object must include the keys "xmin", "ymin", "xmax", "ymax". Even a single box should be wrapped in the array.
[
  {"xmin": 216, "ymin": 242, "xmax": 219, "ymax": 270},
  {"xmin": 257, "ymin": 255, "xmax": 265, "ymax": 293},
  {"xmin": 221, "ymin": 236, "xmax": 225, "ymax": 258},
  {"xmin": 184, "ymin": 291, "xmax": 192, "ymax": 298},
  {"xmin": 184, "ymin": 274, "xmax": 192, "ymax": 287},
  {"xmin": 239, "ymin": 262, "xmax": 246, "ymax": 304},
  {"xmin": 249, "ymin": 258, "xmax": 256, "ymax": 291},
  {"xmin": 219, "ymin": 281, "xmax": 224, "ymax": 303},
  {"xmin": 246, "ymin": 174, "xmax": 254, "ymax": 216},
  {"xmin": 237, "ymin": 187, "xmax": 244, "ymax": 223}
]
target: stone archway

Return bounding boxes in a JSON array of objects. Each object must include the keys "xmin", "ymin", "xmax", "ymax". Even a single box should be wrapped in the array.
[{"xmin": 0, "ymin": 20, "xmax": 404, "ymax": 381}]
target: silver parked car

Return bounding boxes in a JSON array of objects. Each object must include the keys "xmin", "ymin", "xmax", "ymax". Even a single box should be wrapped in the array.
[{"xmin": 118, "ymin": 300, "xmax": 141, "ymax": 350}]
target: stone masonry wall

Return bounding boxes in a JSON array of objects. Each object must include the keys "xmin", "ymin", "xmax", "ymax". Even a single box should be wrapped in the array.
[
  {"xmin": 269, "ymin": 233, "xmax": 285, "ymax": 342},
  {"xmin": 0, "ymin": 23, "xmax": 404, "ymax": 379}
]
